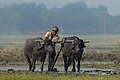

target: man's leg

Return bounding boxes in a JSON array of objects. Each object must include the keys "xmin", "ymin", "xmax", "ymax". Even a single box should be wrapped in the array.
[{"xmin": 48, "ymin": 45, "xmax": 56, "ymax": 71}]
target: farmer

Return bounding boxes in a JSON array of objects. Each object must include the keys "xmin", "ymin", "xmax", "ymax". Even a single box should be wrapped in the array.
[
  {"xmin": 44, "ymin": 26, "xmax": 60, "ymax": 71},
  {"xmin": 44, "ymin": 26, "xmax": 60, "ymax": 43}
]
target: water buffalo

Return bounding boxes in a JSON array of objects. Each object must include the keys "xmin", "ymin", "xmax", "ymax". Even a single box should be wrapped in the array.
[
  {"xmin": 24, "ymin": 37, "xmax": 55, "ymax": 72},
  {"xmin": 61, "ymin": 36, "xmax": 86, "ymax": 72}
]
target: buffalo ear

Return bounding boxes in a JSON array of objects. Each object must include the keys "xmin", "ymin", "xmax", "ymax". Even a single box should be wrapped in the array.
[
  {"xmin": 81, "ymin": 41, "xmax": 86, "ymax": 48},
  {"xmin": 34, "ymin": 38, "xmax": 45, "ymax": 51},
  {"xmin": 41, "ymin": 42, "xmax": 44, "ymax": 44},
  {"xmin": 82, "ymin": 44, "xmax": 86, "ymax": 48},
  {"xmin": 35, "ymin": 42, "xmax": 44, "ymax": 51},
  {"xmin": 37, "ymin": 45, "xmax": 44, "ymax": 51}
]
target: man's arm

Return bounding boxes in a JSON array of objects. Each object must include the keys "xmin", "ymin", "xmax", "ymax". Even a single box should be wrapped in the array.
[
  {"xmin": 52, "ymin": 35, "xmax": 60, "ymax": 42},
  {"xmin": 44, "ymin": 32, "xmax": 50, "ymax": 40}
]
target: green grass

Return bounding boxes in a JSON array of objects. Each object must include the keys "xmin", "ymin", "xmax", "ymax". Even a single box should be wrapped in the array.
[{"xmin": 0, "ymin": 73, "xmax": 120, "ymax": 80}]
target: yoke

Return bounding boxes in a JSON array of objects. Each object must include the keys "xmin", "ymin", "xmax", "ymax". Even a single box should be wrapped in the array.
[{"xmin": 35, "ymin": 39, "xmax": 90, "ymax": 44}]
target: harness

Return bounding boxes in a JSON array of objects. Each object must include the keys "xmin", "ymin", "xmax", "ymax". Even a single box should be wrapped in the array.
[{"xmin": 63, "ymin": 42, "xmax": 75, "ymax": 54}]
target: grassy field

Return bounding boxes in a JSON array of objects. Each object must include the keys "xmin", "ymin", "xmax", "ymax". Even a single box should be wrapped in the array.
[{"xmin": 0, "ymin": 73, "xmax": 120, "ymax": 80}]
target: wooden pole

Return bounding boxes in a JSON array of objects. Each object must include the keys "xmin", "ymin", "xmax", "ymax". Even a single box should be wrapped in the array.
[{"xmin": 35, "ymin": 39, "xmax": 90, "ymax": 43}]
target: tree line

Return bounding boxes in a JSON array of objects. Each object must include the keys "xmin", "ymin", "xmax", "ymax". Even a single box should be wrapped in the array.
[{"xmin": 0, "ymin": 2, "xmax": 120, "ymax": 35}]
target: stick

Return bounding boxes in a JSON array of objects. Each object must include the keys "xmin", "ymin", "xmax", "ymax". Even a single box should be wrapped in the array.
[{"xmin": 35, "ymin": 39, "xmax": 90, "ymax": 43}]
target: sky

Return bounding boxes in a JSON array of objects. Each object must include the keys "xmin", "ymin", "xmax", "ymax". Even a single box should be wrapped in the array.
[{"xmin": 0, "ymin": 0, "xmax": 119, "ymax": 16}]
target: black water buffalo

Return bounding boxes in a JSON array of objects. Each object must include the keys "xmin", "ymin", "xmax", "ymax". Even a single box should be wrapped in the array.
[
  {"xmin": 62, "ymin": 36, "xmax": 86, "ymax": 72},
  {"xmin": 24, "ymin": 37, "xmax": 55, "ymax": 72}
]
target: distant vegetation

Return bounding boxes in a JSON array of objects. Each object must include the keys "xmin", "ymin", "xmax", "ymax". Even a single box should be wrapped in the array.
[{"xmin": 0, "ymin": 1, "xmax": 120, "ymax": 35}]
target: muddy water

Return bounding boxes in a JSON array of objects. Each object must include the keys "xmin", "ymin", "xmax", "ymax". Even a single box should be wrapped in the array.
[
  {"xmin": 0, "ymin": 61, "xmax": 119, "ymax": 75},
  {"xmin": 0, "ymin": 65, "xmax": 114, "ymax": 71},
  {"xmin": 81, "ymin": 61, "xmax": 114, "ymax": 64},
  {"xmin": 0, "ymin": 61, "xmax": 114, "ymax": 71},
  {"xmin": 0, "ymin": 64, "xmax": 118, "ymax": 75}
]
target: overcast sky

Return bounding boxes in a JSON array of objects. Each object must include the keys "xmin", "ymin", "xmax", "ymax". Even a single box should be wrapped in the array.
[{"xmin": 0, "ymin": 0, "xmax": 119, "ymax": 16}]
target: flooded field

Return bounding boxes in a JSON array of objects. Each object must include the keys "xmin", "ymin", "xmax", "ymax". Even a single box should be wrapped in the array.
[
  {"xmin": 0, "ymin": 35, "xmax": 120, "ymax": 76},
  {"xmin": 0, "ymin": 61, "xmax": 119, "ymax": 75},
  {"xmin": 0, "ymin": 62, "xmax": 114, "ymax": 71}
]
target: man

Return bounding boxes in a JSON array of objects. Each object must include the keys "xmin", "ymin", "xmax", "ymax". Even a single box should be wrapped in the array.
[
  {"xmin": 44, "ymin": 26, "xmax": 60, "ymax": 42},
  {"xmin": 44, "ymin": 26, "xmax": 60, "ymax": 71}
]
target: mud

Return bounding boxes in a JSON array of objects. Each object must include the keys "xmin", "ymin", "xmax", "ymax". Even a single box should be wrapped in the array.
[
  {"xmin": 0, "ymin": 46, "xmax": 120, "ymax": 75},
  {"xmin": 0, "ymin": 64, "xmax": 120, "ymax": 75}
]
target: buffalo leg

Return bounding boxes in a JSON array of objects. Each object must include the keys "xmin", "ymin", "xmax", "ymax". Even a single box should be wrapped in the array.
[
  {"xmin": 77, "ymin": 51, "xmax": 83, "ymax": 72},
  {"xmin": 72, "ymin": 59, "xmax": 76, "ymax": 72},
  {"xmin": 77, "ymin": 59, "xmax": 80, "ymax": 72},
  {"xmin": 48, "ymin": 53, "xmax": 55, "ymax": 71},
  {"xmin": 63, "ymin": 54, "xmax": 68, "ymax": 71},
  {"xmin": 67, "ymin": 57, "xmax": 71, "ymax": 67},
  {"xmin": 31, "ymin": 55, "xmax": 36, "ymax": 72},
  {"xmin": 24, "ymin": 53, "xmax": 32, "ymax": 71},
  {"xmin": 77, "ymin": 55, "xmax": 82, "ymax": 72},
  {"xmin": 41, "ymin": 62, "xmax": 44, "ymax": 71}
]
